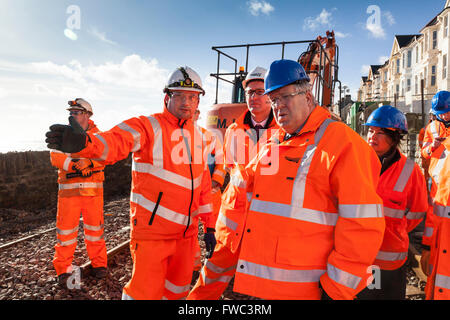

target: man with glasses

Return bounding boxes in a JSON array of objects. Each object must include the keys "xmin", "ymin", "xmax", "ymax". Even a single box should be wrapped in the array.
[
  {"xmin": 188, "ymin": 66, "xmax": 279, "ymax": 300},
  {"xmin": 45, "ymin": 67, "xmax": 216, "ymax": 300},
  {"xmin": 227, "ymin": 59, "xmax": 385, "ymax": 300},
  {"xmin": 49, "ymin": 98, "xmax": 108, "ymax": 287}
]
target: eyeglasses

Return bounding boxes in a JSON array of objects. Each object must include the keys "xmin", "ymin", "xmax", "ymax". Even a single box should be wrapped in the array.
[
  {"xmin": 171, "ymin": 92, "xmax": 200, "ymax": 102},
  {"xmin": 269, "ymin": 91, "xmax": 307, "ymax": 107},
  {"xmin": 69, "ymin": 110, "xmax": 85, "ymax": 116},
  {"xmin": 245, "ymin": 89, "xmax": 265, "ymax": 98}
]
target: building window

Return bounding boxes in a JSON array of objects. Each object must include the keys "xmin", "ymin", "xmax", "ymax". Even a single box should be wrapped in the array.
[
  {"xmin": 433, "ymin": 31, "xmax": 437, "ymax": 49},
  {"xmin": 384, "ymin": 71, "xmax": 387, "ymax": 82},
  {"xmin": 443, "ymin": 54, "xmax": 447, "ymax": 79},
  {"xmin": 425, "ymin": 33, "xmax": 428, "ymax": 51},
  {"xmin": 407, "ymin": 79, "xmax": 411, "ymax": 92},
  {"xmin": 396, "ymin": 84, "xmax": 399, "ymax": 95},
  {"xmin": 431, "ymin": 65, "xmax": 436, "ymax": 86},
  {"xmin": 407, "ymin": 50, "xmax": 412, "ymax": 67},
  {"xmin": 424, "ymin": 67, "xmax": 427, "ymax": 87},
  {"xmin": 396, "ymin": 59, "xmax": 400, "ymax": 74},
  {"xmin": 416, "ymin": 46, "xmax": 419, "ymax": 63},
  {"xmin": 445, "ymin": 15, "xmax": 449, "ymax": 37}
]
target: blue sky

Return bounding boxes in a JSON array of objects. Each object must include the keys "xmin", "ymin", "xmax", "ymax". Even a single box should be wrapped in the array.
[{"xmin": 0, "ymin": 0, "xmax": 446, "ymax": 152}]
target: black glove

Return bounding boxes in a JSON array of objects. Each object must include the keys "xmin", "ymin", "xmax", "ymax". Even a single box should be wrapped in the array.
[
  {"xmin": 203, "ymin": 229, "xmax": 217, "ymax": 259},
  {"xmin": 45, "ymin": 116, "xmax": 87, "ymax": 153}
]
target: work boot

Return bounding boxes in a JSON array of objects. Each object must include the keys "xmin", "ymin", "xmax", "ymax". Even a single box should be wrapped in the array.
[
  {"xmin": 57, "ymin": 273, "xmax": 72, "ymax": 288},
  {"xmin": 91, "ymin": 267, "xmax": 107, "ymax": 279}
]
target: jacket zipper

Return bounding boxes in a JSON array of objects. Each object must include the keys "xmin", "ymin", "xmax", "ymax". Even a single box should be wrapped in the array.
[
  {"xmin": 180, "ymin": 120, "xmax": 194, "ymax": 237},
  {"xmin": 149, "ymin": 191, "xmax": 163, "ymax": 225}
]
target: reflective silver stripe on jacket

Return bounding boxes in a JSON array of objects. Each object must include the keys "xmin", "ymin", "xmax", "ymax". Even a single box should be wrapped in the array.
[
  {"xmin": 165, "ymin": 279, "xmax": 190, "ymax": 295},
  {"xmin": 291, "ymin": 118, "xmax": 334, "ymax": 207},
  {"xmin": 424, "ymin": 226, "xmax": 434, "ymax": 237},
  {"xmin": 339, "ymin": 204, "xmax": 383, "ymax": 218},
  {"xmin": 434, "ymin": 203, "xmax": 450, "ymax": 219},
  {"xmin": 202, "ymin": 267, "xmax": 234, "ymax": 285},
  {"xmin": 133, "ymin": 161, "xmax": 203, "ymax": 190},
  {"xmin": 405, "ymin": 211, "xmax": 426, "ymax": 220},
  {"xmin": 198, "ymin": 203, "xmax": 213, "ymax": 214},
  {"xmin": 393, "ymin": 158, "xmax": 415, "ymax": 192},
  {"xmin": 59, "ymin": 182, "xmax": 103, "ymax": 190},
  {"xmin": 327, "ymin": 263, "xmax": 361, "ymax": 289},
  {"xmin": 217, "ymin": 212, "xmax": 238, "ymax": 231},
  {"xmin": 432, "ymin": 149, "xmax": 448, "ymax": 185},
  {"xmin": 131, "ymin": 192, "xmax": 192, "ymax": 226},
  {"xmin": 56, "ymin": 226, "xmax": 79, "ymax": 236},
  {"xmin": 204, "ymin": 260, "xmax": 237, "ymax": 274},
  {"xmin": 236, "ymin": 259, "xmax": 325, "ymax": 283},
  {"xmin": 148, "ymin": 116, "xmax": 164, "ymax": 167},
  {"xmin": 117, "ymin": 122, "xmax": 141, "ymax": 152},
  {"xmin": 63, "ymin": 157, "xmax": 73, "ymax": 171},
  {"xmin": 375, "ymin": 250, "xmax": 407, "ymax": 261},
  {"xmin": 383, "ymin": 207, "xmax": 405, "ymax": 219},
  {"xmin": 92, "ymin": 133, "xmax": 109, "ymax": 161},
  {"xmin": 435, "ymin": 274, "xmax": 450, "ymax": 290},
  {"xmin": 250, "ymin": 199, "xmax": 338, "ymax": 226}
]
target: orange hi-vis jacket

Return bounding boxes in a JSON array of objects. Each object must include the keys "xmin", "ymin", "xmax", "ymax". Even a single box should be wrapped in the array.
[
  {"xmin": 424, "ymin": 140, "xmax": 450, "ymax": 299},
  {"xmin": 50, "ymin": 120, "xmax": 105, "ymax": 197},
  {"xmin": 231, "ymin": 106, "xmax": 385, "ymax": 300},
  {"xmin": 422, "ymin": 120, "xmax": 450, "ymax": 159},
  {"xmin": 197, "ymin": 125, "xmax": 226, "ymax": 187},
  {"xmin": 75, "ymin": 107, "xmax": 214, "ymax": 241},
  {"xmin": 374, "ymin": 152, "xmax": 428, "ymax": 270},
  {"xmin": 216, "ymin": 110, "xmax": 278, "ymax": 253}
]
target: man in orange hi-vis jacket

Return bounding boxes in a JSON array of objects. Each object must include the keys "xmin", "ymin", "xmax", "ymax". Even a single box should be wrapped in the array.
[
  {"xmin": 188, "ymin": 66, "xmax": 279, "ymax": 300},
  {"xmin": 225, "ymin": 60, "xmax": 385, "ymax": 300},
  {"xmin": 50, "ymin": 98, "xmax": 107, "ymax": 287},
  {"xmin": 45, "ymin": 67, "xmax": 216, "ymax": 300}
]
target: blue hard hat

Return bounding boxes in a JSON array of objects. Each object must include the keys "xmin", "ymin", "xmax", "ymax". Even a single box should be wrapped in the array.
[
  {"xmin": 264, "ymin": 59, "xmax": 310, "ymax": 95},
  {"xmin": 364, "ymin": 105, "xmax": 408, "ymax": 133},
  {"xmin": 431, "ymin": 91, "xmax": 450, "ymax": 115}
]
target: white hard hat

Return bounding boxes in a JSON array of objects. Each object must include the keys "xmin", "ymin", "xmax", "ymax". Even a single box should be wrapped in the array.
[
  {"xmin": 242, "ymin": 66, "xmax": 267, "ymax": 89},
  {"xmin": 164, "ymin": 66, "xmax": 205, "ymax": 95},
  {"xmin": 67, "ymin": 98, "xmax": 93, "ymax": 115}
]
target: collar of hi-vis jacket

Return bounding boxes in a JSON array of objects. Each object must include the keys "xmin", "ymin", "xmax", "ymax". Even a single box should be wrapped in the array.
[
  {"xmin": 162, "ymin": 105, "xmax": 194, "ymax": 129},
  {"xmin": 87, "ymin": 119, "xmax": 98, "ymax": 132},
  {"xmin": 271, "ymin": 105, "xmax": 331, "ymax": 146},
  {"xmin": 242, "ymin": 109, "xmax": 276, "ymax": 130}
]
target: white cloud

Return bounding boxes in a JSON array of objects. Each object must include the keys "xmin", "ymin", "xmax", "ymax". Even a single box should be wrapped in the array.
[
  {"xmin": 335, "ymin": 31, "xmax": 350, "ymax": 38},
  {"xmin": 247, "ymin": 0, "xmax": 274, "ymax": 16},
  {"xmin": 378, "ymin": 56, "xmax": 389, "ymax": 64},
  {"xmin": 0, "ymin": 87, "xmax": 7, "ymax": 99},
  {"xmin": 383, "ymin": 11, "xmax": 395, "ymax": 26},
  {"xmin": 88, "ymin": 27, "xmax": 117, "ymax": 45},
  {"xmin": 361, "ymin": 64, "xmax": 370, "ymax": 75},
  {"xmin": 366, "ymin": 22, "xmax": 386, "ymax": 39},
  {"xmin": 303, "ymin": 8, "xmax": 334, "ymax": 31}
]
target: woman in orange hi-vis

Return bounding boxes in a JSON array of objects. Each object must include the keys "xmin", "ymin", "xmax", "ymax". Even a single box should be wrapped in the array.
[
  {"xmin": 45, "ymin": 67, "xmax": 216, "ymax": 300},
  {"xmin": 50, "ymin": 98, "xmax": 107, "ymax": 287},
  {"xmin": 187, "ymin": 67, "xmax": 279, "ymax": 300},
  {"xmin": 420, "ymin": 90, "xmax": 450, "ymax": 300},
  {"xmin": 356, "ymin": 105, "xmax": 428, "ymax": 300},
  {"xmin": 218, "ymin": 60, "xmax": 385, "ymax": 300}
]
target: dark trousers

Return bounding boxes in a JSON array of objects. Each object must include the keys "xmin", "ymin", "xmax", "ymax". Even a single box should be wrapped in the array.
[{"xmin": 356, "ymin": 264, "xmax": 407, "ymax": 300}]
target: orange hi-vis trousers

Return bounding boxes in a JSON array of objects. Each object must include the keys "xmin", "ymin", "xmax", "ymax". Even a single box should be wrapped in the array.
[
  {"xmin": 122, "ymin": 235, "xmax": 198, "ymax": 300},
  {"xmin": 53, "ymin": 195, "xmax": 107, "ymax": 276},
  {"xmin": 187, "ymin": 239, "xmax": 239, "ymax": 300}
]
